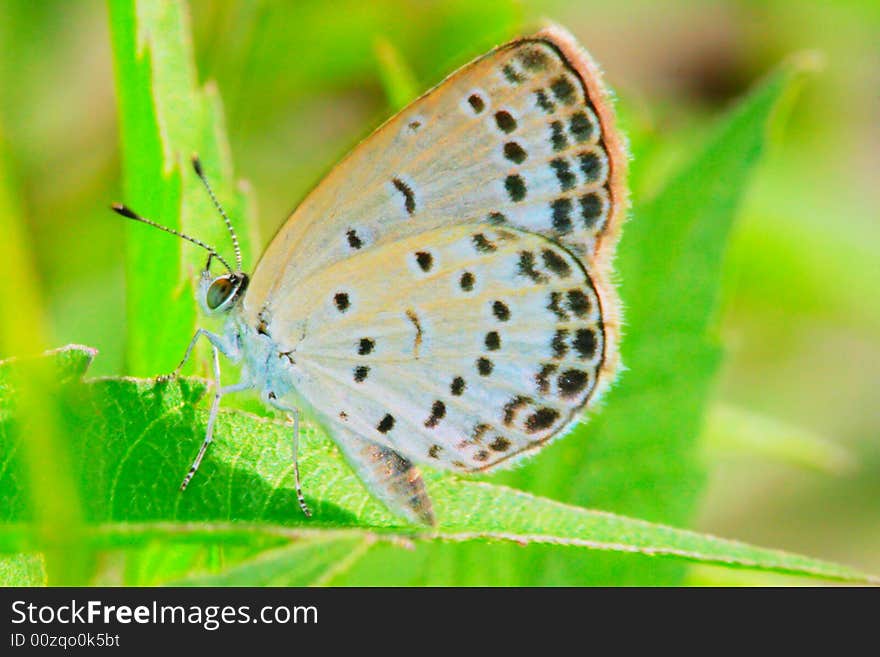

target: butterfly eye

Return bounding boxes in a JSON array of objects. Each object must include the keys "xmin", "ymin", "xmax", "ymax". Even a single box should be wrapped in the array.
[{"xmin": 206, "ymin": 276, "xmax": 236, "ymax": 310}]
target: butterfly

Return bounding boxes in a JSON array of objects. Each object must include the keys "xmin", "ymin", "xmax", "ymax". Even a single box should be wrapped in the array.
[{"xmin": 113, "ymin": 24, "xmax": 627, "ymax": 525}]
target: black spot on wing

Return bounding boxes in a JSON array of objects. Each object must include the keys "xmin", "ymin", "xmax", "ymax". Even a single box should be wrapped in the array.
[
  {"xmin": 353, "ymin": 365, "xmax": 369, "ymax": 383},
  {"xmin": 578, "ymin": 151, "xmax": 603, "ymax": 183},
  {"xmin": 505, "ymin": 174, "xmax": 526, "ymax": 202},
  {"xmin": 415, "ymin": 251, "xmax": 433, "ymax": 272},
  {"xmin": 502, "ymin": 64, "xmax": 524, "ymax": 84},
  {"xmin": 468, "ymin": 93, "xmax": 485, "ymax": 113},
  {"xmin": 525, "ymin": 407, "xmax": 560, "ymax": 433},
  {"xmin": 569, "ymin": 111, "xmax": 595, "ymax": 143},
  {"xmin": 424, "ymin": 400, "xmax": 446, "ymax": 428},
  {"xmin": 334, "ymin": 292, "xmax": 350, "ymax": 313},
  {"xmin": 566, "ymin": 289, "xmax": 591, "ymax": 317},
  {"xmin": 495, "ymin": 110, "xmax": 517, "ymax": 133},
  {"xmin": 472, "ymin": 423, "xmax": 491, "ymax": 443},
  {"xmin": 558, "ymin": 369, "xmax": 590, "ymax": 399},
  {"xmin": 535, "ymin": 89, "xmax": 555, "ymax": 114},
  {"xmin": 460, "ymin": 271, "xmax": 475, "ymax": 292},
  {"xmin": 492, "ymin": 300, "xmax": 511, "ymax": 321},
  {"xmin": 550, "ymin": 76, "xmax": 576, "ymax": 105},
  {"xmin": 550, "ymin": 158, "xmax": 576, "ymax": 191},
  {"xmin": 476, "ymin": 357, "xmax": 494, "ymax": 376},
  {"xmin": 490, "ymin": 436, "xmax": 511, "ymax": 452},
  {"xmin": 573, "ymin": 328, "xmax": 597, "ymax": 359},
  {"xmin": 547, "ymin": 292, "xmax": 568, "ymax": 321},
  {"xmin": 542, "ymin": 249, "xmax": 572, "ymax": 277},
  {"xmin": 450, "ymin": 376, "xmax": 466, "ymax": 396},
  {"xmin": 552, "ymin": 329, "xmax": 569, "ymax": 359},
  {"xmin": 472, "ymin": 233, "xmax": 497, "ymax": 253},
  {"xmin": 519, "ymin": 47, "xmax": 549, "ymax": 71},
  {"xmin": 391, "ymin": 177, "xmax": 416, "ymax": 215},
  {"xmin": 346, "ymin": 229, "xmax": 363, "ymax": 250},
  {"xmin": 516, "ymin": 250, "xmax": 547, "ymax": 284},
  {"xmin": 377, "ymin": 414, "xmax": 395, "ymax": 434},
  {"xmin": 484, "ymin": 331, "xmax": 501, "ymax": 351},
  {"xmin": 502, "ymin": 395, "xmax": 530, "ymax": 426},
  {"xmin": 358, "ymin": 338, "xmax": 374, "ymax": 355},
  {"xmin": 580, "ymin": 192, "xmax": 604, "ymax": 227},
  {"xmin": 536, "ymin": 363, "xmax": 558, "ymax": 395},
  {"xmin": 503, "ymin": 141, "xmax": 527, "ymax": 164},
  {"xmin": 550, "ymin": 120, "xmax": 568, "ymax": 151},
  {"xmin": 551, "ymin": 198, "xmax": 573, "ymax": 234}
]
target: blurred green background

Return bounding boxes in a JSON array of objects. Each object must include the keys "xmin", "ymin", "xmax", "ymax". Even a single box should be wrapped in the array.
[{"xmin": 0, "ymin": 0, "xmax": 877, "ymax": 579}]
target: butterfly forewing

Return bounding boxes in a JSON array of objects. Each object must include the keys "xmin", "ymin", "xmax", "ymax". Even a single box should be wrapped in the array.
[{"xmin": 245, "ymin": 26, "xmax": 626, "ymax": 320}]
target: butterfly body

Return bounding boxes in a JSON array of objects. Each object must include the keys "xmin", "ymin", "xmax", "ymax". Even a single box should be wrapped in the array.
[{"xmin": 120, "ymin": 24, "xmax": 627, "ymax": 526}]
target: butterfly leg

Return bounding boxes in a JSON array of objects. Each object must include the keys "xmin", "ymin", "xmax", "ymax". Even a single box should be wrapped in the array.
[
  {"xmin": 264, "ymin": 393, "xmax": 312, "ymax": 518},
  {"xmin": 157, "ymin": 328, "xmax": 239, "ymax": 383},
  {"xmin": 180, "ymin": 342, "xmax": 252, "ymax": 491}
]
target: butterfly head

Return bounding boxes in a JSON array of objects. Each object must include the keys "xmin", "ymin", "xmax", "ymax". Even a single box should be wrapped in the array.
[
  {"xmin": 200, "ymin": 268, "xmax": 249, "ymax": 315},
  {"xmin": 112, "ymin": 155, "xmax": 248, "ymax": 315}
]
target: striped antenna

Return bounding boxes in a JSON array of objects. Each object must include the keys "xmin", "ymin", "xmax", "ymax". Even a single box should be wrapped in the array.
[
  {"xmin": 111, "ymin": 203, "xmax": 234, "ymax": 273},
  {"xmin": 191, "ymin": 155, "xmax": 242, "ymax": 271}
]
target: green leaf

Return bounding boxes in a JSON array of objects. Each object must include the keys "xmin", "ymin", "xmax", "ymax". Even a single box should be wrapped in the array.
[
  {"xmin": 170, "ymin": 536, "xmax": 373, "ymax": 586},
  {"xmin": 0, "ymin": 554, "xmax": 45, "ymax": 587},
  {"xmin": 108, "ymin": 0, "xmax": 256, "ymax": 376},
  {"xmin": 0, "ymin": 350, "xmax": 876, "ymax": 585}
]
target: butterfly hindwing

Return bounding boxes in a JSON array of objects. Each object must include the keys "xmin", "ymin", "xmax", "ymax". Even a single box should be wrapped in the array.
[{"xmin": 267, "ymin": 224, "xmax": 605, "ymax": 473}]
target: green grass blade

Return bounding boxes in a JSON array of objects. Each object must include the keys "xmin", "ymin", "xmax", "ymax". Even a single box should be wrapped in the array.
[
  {"xmin": 107, "ymin": 0, "xmax": 255, "ymax": 376},
  {"xmin": 0, "ymin": 130, "xmax": 93, "ymax": 584},
  {"xmin": 704, "ymin": 403, "xmax": 856, "ymax": 474},
  {"xmin": 374, "ymin": 37, "xmax": 419, "ymax": 111}
]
